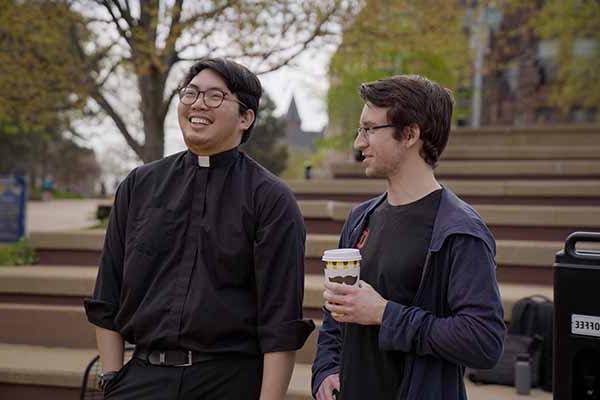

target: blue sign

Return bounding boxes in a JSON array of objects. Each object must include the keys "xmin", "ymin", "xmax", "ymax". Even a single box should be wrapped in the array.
[{"xmin": 0, "ymin": 175, "xmax": 27, "ymax": 243}]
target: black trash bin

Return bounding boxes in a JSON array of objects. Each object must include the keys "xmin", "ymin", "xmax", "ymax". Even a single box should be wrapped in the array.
[{"xmin": 554, "ymin": 232, "xmax": 600, "ymax": 400}]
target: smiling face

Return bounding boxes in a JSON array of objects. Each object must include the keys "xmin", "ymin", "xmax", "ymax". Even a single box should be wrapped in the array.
[
  {"xmin": 354, "ymin": 103, "xmax": 407, "ymax": 178},
  {"xmin": 177, "ymin": 68, "xmax": 254, "ymax": 155}
]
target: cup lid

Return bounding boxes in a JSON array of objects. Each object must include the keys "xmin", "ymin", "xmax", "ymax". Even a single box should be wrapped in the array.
[{"xmin": 322, "ymin": 248, "xmax": 362, "ymax": 262}]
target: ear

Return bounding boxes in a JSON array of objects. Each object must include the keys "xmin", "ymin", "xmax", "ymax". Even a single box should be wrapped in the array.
[
  {"xmin": 239, "ymin": 109, "xmax": 255, "ymax": 131},
  {"xmin": 403, "ymin": 124, "xmax": 421, "ymax": 148}
]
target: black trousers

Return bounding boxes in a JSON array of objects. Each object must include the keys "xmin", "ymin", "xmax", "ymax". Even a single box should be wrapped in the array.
[{"xmin": 103, "ymin": 355, "xmax": 263, "ymax": 400}]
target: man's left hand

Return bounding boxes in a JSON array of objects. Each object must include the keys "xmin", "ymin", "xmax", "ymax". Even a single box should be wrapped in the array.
[{"xmin": 324, "ymin": 280, "xmax": 388, "ymax": 325}]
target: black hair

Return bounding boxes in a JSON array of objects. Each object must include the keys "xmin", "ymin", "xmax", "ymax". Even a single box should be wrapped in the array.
[{"xmin": 179, "ymin": 58, "xmax": 262, "ymax": 143}]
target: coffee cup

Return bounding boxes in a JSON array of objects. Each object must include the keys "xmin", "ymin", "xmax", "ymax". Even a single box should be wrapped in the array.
[{"xmin": 322, "ymin": 248, "xmax": 361, "ymax": 287}]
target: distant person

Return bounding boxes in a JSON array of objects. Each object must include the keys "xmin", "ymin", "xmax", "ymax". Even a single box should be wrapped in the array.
[
  {"xmin": 85, "ymin": 58, "xmax": 314, "ymax": 399},
  {"xmin": 99, "ymin": 182, "xmax": 107, "ymax": 198},
  {"xmin": 41, "ymin": 175, "xmax": 54, "ymax": 201},
  {"xmin": 304, "ymin": 160, "xmax": 312, "ymax": 180},
  {"xmin": 312, "ymin": 75, "xmax": 505, "ymax": 400},
  {"xmin": 112, "ymin": 177, "xmax": 120, "ymax": 195}
]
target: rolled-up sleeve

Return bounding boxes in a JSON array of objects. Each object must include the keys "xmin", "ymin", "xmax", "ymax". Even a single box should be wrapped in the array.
[
  {"xmin": 83, "ymin": 171, "xmax": 135, "ymax": 331},
  {"xmin": 254, "ymin": 183, "xmax": 315, "ymax": 353}
]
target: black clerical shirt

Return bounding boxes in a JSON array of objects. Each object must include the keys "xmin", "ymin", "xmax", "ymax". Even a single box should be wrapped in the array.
[{"xmin": 84, "ymin": 148, "xmax": 314, "ymax": 356}]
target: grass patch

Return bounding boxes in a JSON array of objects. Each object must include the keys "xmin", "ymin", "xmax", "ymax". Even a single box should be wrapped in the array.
[
  {"xmin": 0, "ymin": 239, "xmax": 37, "ymax": 265},
  {"xmin": 89, "ymin": 219, "xmax": 109, "ymax": 230}
]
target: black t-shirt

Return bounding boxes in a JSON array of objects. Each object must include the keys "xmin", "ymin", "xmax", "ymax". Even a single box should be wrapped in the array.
[
  {"xmin": 84, "ymin": 148, "xmax": 314, "ymax": 355},
  {"xmin": 340, "ymin": 189, "xmax": 442, "ymax": 400}
]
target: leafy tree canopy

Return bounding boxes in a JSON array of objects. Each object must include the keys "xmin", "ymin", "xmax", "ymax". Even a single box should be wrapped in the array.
[
  {"xmin": 325, "ymin": 0, "xmax": 470, "ymax": 148},
  {"xmin": 241, "ymin": 93, "xmax": 288, "ymax": 175}
]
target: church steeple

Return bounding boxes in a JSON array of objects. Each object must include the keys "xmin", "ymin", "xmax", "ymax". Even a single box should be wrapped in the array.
[{"xmin": 286, "ymin": 95, "xmax": 301, "ymax": 125}]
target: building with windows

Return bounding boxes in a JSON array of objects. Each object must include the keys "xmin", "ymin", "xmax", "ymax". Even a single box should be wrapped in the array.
[{"xmin": 481, "ymin": 4, "xmax": 597, "ymax": 125}]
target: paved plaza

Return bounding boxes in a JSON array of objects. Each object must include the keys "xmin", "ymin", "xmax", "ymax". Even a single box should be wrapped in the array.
[{"xmin": 26, "ymin": 199, "xmax": 109, "ymax": 232}]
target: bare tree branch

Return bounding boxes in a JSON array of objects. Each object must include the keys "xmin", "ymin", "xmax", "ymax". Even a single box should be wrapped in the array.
[
  {"xmin": 98, "ymin": 59, "xmax": 124, "ymax": 87},
  {"xmin": 85, "ymin": 17, "xmax": 114, "ymax": 24},
  {"xmin": 115, "ymin": 0, "xmax": 135, "ymax": 28},
  {"xmin": 171, "ymin": 29, "xmax": 215, "ymax": 61},
  {"xmin": 99, "ymin": 0, "xmax": 134, "ymax": 48},
  {"xmin": 179, "ymin": 0, "xmax": 236, "ymax": 26},
  {"xmin": 123, "ymin": 0, "xmax": 132, "ymax": 15},
  {"xmin": 91, "ymin": 89, "xmax": 143, "ymax": 158},
  {"xmin": 66, "ymin": 125, "xmax": 86, "ymax": 140},
  {"xmin": 160, "ymin": 86, "xmax": 180, "ymax": 122},
  {"xmin": 255, "ymin": 5, "xmax": 340, "ymax": 74},
  {"xmin": 162, "ymin": 0, "xmax": 184, "ymax": 64}
]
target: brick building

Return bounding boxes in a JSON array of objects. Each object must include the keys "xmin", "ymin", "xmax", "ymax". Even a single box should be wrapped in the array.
[{"xmin": 481, "ymin": 4, "xmax": 597, "ymax": 126}]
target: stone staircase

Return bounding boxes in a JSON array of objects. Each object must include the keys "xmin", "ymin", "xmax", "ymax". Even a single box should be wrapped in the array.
[
  {"xmin": 3, "ymin": 126, "xmax": 599, "ymax": 399},
  {"xmin": 0, "ymin": 263, "xmax": 554, "ymax": 399}
]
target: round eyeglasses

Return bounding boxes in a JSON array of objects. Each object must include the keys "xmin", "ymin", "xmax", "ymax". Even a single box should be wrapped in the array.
[{"xmin": 178, "ymin": 87, "xmax": 248, "ymax": 109}]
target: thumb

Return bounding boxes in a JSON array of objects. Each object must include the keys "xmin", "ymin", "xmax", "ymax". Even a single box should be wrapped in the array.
[{"xmin": 358, "ymin": 280, "xmax": 371, "ymax": 289}]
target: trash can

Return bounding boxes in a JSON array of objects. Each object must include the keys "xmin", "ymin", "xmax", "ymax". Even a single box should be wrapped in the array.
[{"xmin": 554, "ymin": 232, "xmax": 600, "ymax": 400}]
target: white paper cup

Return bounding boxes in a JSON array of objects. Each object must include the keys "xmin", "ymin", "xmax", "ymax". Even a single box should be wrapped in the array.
[{"xmin": 323, "ymin": 248, "xmax": 362, "ymax": 318}]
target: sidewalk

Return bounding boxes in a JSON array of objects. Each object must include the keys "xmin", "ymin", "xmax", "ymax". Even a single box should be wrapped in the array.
[{"xmin": 26, "ymin": 199, "xmax": 108, "ymax": 233}]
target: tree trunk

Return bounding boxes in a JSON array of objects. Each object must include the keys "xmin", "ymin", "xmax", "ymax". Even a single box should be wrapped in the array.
[
  {"xmin": 139, "ymin": 65, "xmax": 167, "ymax": 163},
  {"xmin": 143, "ymin": 120, "xmax": 165, "ymax": 163}
]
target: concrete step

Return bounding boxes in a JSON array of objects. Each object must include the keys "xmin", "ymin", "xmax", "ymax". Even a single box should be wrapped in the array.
[
  {"xmin": 30, "ymin": 230, "xmax": 105, "ymax": 266},
  {"xmin": 299, "ymin": 200, "xmax": 600, "ymax": 239},
  {"xmin": 289, "ymin": 178, "xmax": 600, "ymax": 205},
  {"xmin": 21, "ymin": 228, "xmax": 581, "ymax": 283},
  {"xmin": 0, "ymin": 343, "xmax": 96, "ymax": 400},
  {"xmin": 443, "ymin": 145, "xmax": 600, "ymax": 160},
  {"xmin": 447, "ymin": 125, "xmax": 600, "ymax": 147},
  {"xmin": 0, "ymin": 303, "xmax": 95, "ymax": 348},
  {"xmin": 0, "ymin": 266, "xmax": 551, "ymax": 353},
  {"xmin": 305, "ymin": 234, "xmax": 600, "ymax": 284},
  {"xmin": 306, "ymin": 234, "xmax": 564, "ymax": 264},
  {"xmin": 289, "ymin": 178, "xmax": 600, "ymax": 197},
  {"xmin": 331, "ymin": 160, "xmax": 600, "ymax": 179},
  {"xmin": 0, "ymin": 266, "xmax": 96, "ymax": 297},
  {"xmin": 440, "ymin": 125, "xmax": 600, "ymax": 161},
  {"xmin": 0, "ymin": 348, "xmax": 552, "ymax": 400},
  {"xmin": 287, "ymin": 363, "xmax": 552, "ymax": 400},
  {"xmin": 18, "ymin": 230, "xmax": 580, "ymax": 280},
  {"xmin": 304, "ymin": 275, "xmax": 553, "ymax": 322},
  {"xmin": 0, "ymin": 300, "xmax": 318, "ymax": 365}
]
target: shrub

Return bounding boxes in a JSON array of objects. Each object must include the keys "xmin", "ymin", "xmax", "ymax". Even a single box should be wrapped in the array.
[{"xmin": 0, "ymin": 238, "xmax": 37, "ymax": 265}]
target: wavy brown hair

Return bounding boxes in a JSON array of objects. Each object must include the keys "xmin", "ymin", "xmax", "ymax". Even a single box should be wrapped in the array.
[{"xmin": 359, "ymin": 75, "xmax": 453, "ymax": 168}]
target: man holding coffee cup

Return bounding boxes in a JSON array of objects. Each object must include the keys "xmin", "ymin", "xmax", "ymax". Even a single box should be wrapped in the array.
[{"xmin": 312, "ymin": 75, "xmax": 505, "ymax": 400}]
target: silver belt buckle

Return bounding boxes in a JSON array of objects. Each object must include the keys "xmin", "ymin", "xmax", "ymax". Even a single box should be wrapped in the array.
[{"xmin": 174, "ymin": 350, "xmax": 193, "ymax": 367}]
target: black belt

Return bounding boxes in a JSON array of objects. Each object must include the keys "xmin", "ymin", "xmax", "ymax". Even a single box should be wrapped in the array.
[{"xmin": 133, "ymin": 348, "xmax": 220, "ymax": 367}]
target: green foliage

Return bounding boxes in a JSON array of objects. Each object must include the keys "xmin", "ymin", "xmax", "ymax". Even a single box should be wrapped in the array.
[
  {"xmin": 241, "ymin": 94, "xmax": 289, "ymax": 175},
  {"xmin": 281, "ymin": 148, "xmax": 314, "ymax": 180},
  {"xmin": 0, "ymin": 239, "xmax": 37, "ymax": 266},
  {"xmin": 325, "ymin": 0, "xmax": 471, "ymax": 150},
  {"xmin": 531, "ymin": 0, "xmax": 600, "ymax": 112},
  {"xmin": 52, "ymin": 190, "xmax": 83, "ymax": 200},
  {"xmin": 0, "ymin": 1, "xmax": 91, "ymax": 133},
  {"xmin": 9, "ymin": 0, "xmax": 358, "ymax": 163},
  {"xmin": 0, "ymin": 1, "xmax": 101, "ymax": 193}
]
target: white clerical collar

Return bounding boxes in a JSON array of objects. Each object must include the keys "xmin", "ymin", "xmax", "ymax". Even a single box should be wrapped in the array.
[{"xmin": 197, "ymin": 155, "xmax": 210, "ymax": 168}]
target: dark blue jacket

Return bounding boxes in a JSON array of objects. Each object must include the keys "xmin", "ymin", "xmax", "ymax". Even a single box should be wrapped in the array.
[{"xmin": 312, "ymin": 188, "xmax": 506, "ymax": 399}]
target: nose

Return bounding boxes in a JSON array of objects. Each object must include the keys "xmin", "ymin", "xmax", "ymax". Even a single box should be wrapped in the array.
[
  {"xmin": 191, "ymin": 94, "xmax": 209, "ymax": 110},
  {"xmin": 353, "ymin": 132, "xmax": 367, "ymax": 152}
]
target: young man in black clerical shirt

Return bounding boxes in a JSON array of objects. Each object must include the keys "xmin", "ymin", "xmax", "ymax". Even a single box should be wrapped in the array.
[
  {"xmin": 312, "ymin": 75, "xmax": 505, "ymax": 400},
  {"xmin": 85, "ymin": 58, "xmax": 314, "ymax": 400}
]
